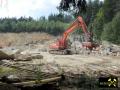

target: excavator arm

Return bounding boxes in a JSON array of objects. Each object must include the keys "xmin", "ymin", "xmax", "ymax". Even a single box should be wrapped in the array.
[{"xmin": 62, "ymin": 16, "xmax": 91, "ymax": 45}]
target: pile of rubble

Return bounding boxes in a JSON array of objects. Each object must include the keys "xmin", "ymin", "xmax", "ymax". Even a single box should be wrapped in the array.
[
  {"xmin": 68, "ymin": 37, "xmax": 120, "ymax": 56},
  {"xmin": 0, "ymin": 47, "xmax": 43, "ymax": 61},
  {"xmin": 95, "ymin": 41, "xmax": 120, "ymax": 56}
]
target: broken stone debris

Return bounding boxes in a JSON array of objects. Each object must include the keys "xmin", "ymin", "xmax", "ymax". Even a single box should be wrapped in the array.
[{"xmin": 0, "ymin": 49, "xmax": 43, "ymax": 61}]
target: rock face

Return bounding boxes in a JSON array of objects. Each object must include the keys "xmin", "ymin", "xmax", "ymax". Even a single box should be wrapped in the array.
[
  {"xmin": 1, "ymin": 75, "xmax": 21, "ymax": 83},
  {"xmin": 0, "ymin": 47, "xmax": 44, "ymax": 61},
  {"xmin": 0, "ymin": 34, "xmax": 119, "ymax": 89},
  {"xmin": 0, "ymin": 50, "xmax": 14, "ymax": 60}
]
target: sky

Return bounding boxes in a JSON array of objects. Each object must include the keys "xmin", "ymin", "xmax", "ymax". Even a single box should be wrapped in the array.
[
  {"xmin": 0, "ymin": 0, "xmax": 60, "ymax": 19},
  {"xmin": 0, "ymin": 0, "xmax": 103, "ymax": 19}
]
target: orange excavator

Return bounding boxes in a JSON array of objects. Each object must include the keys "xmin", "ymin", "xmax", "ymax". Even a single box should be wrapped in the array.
[{"xmin": 49, "ymin": 16, "xmax": 98, "ymax": 54}]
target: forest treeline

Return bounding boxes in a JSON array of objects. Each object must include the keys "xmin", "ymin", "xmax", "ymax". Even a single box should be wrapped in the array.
[
  {"xmin": 0, "ymin": 14, "xmax": 73, "ymax": 35},
  {"xmin": 92, "ymin": 0, "xmax": 120, "ymax": 44},
  {"xmin": 0, "ymin": 0, "xmax": 120, "ymax": 44}
]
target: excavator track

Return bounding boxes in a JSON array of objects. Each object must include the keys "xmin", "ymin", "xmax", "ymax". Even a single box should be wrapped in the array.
[{"xmin": 49, "ymin": 50, "xmax": 68, "ymax": 55}]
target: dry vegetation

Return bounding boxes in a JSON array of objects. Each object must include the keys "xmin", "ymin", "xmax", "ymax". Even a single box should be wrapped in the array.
[{"xmin": 0, "ymin": 33, "xmax": 54, "ymax": 47}]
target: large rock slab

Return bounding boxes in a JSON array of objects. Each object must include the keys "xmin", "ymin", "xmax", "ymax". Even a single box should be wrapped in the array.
[{"xmin": 0, "ymin": 50, "xmax": 14, "ymax": 60}]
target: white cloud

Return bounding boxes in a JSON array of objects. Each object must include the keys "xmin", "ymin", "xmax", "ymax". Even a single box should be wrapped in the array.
[
  {"xmin": 0, "ymin": 0, "xmax": 104, "ymax": 19},
  {"xmin": 0, "ymin": 0, "xmax": 60, "ymax": 19}
]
